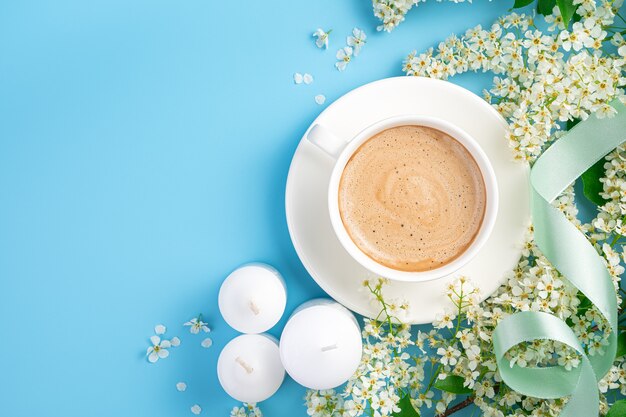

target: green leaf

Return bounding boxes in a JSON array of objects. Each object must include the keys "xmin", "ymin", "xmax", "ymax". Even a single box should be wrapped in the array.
[
  {"xmin": 434, "ymin": 375, "xmax": 473, "ymax": 395},
  {"xmin": 607, "ymin": 400, "xmax": 626, "ymax": 417},
  {"xmin": 617, "ymin": 332, "xmax": 626, "ymax": 358},
  {"xmin": 576, "ymin": 294, "xmax": 592, "ymax": 316},
  {"xmin": 392, "ymin": 394, "xmax": 420, "ymax": 417},
  {"xmin": 556, "ymin": 0, "xmax": 577, "ymax": 27},
  {"xmin": 537, "ymin": 0, "xmax": 556, "ymax": 15},
  {"xmin": 512, "ymin": 0, "xmax": 535, "ymax": 8},
  {"xmin": 581, "ymin": 157, "xmax": 608, "ymax": 206}
]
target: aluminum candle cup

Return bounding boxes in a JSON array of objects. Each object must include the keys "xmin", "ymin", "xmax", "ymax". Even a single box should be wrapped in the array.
[
  {"xmin": 217, "ymin": 334, "xmax": 285, "ymax": 403},
  {"xmin": 279, "ymin": 299, "xmax": 362, "ymax": 390},
  {"xmin": 218, "ymin": 263, "xmax": 287, "ymax": 334}
]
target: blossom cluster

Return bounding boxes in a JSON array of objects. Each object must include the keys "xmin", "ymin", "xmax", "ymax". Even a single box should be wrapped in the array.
[
  {"xmin": 230, "ymin": 403, "xmax": 262, "ymax": 417},
  {"xmin": 594, "ymin": 144, "xmax": 626, "ymax": 245},
  {"xmin": 403, "ymin": 2, "xmax": 625, "ymax": 162},
  {"xmin": 372, "ymin": 0, "xmax": 470, "ymax": 32},
  {"xmin": 306, "ymin": 278, "xmax": 422, "ymax": 417}
]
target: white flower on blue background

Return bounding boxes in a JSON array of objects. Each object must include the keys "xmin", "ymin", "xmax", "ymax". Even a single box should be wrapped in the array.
[
  {"xmin": 335, "ymin": 46, "xmax": 353, "ymax": 71},
  {"xmin": 347, "ymin": 28, "xmax": 366, "ymax": 56},
  {"xmin": 313, "ymin": 28, "xmax": 331, "ymax": 49},
  {"xmin": 184, "ymin": 316, "xmax": 210, "ymax": 334},
  {"xmin": 146, "ymin": 335, "xmax": 171, "ymax": 363}
]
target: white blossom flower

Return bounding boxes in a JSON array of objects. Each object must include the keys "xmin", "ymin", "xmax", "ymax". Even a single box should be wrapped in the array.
[
  {"xmin": 231, "ymin": 403, "xmax": 263, "ymax": 417},
  {"xmin": 184, "ymin": 317, "xmax": 210, "ymax": 334},
  {"xmin": 313, "ymin": 28, "xmax": 331, "ymax": 49},
  {"xmin": 146, "ymin": 335, "xmax": 171, "ymax": 363},
  {"xmin": 347, "ymin": 28, "xmax": 367, "ymax": 56},
  {"xmin": 335, "ymin": 47, "xmax": 353, "ymax": 71}
]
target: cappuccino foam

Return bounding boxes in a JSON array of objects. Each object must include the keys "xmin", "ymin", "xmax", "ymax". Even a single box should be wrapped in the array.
[{"xmin": 338, "ymin": 125, "xmax": 486, "ymax": 272}]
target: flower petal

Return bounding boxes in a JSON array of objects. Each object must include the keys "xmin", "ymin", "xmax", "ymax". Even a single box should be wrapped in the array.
[
  {"xmin": 201, "ymin": 338, "xmax": 213, "ymax": 348},
  {"xmin": 148, "ymin": 352, "xmax": 159, "ymax": 363},
  {"xmin": 293, "ymin": 73, "xmax": 303, "ymax": 84},
  {"xmin": 176, "ymin": 382, "xmax": 187, "ymax": 392},
  {"xmin": 160, "ymin": 340, "xmax": 172, "ymax": 349},
  {"xmin": 150, "ymin": 335, "xmax": 161, "ymax": 346},
  {"xmin": 314, "ymin": 95, "xmax": 326, "ymax": 105},
  {"xmin": 158, "ymin": 349, "xmax": 169, "ymax": 359},
  {"xmin": 191, "ymin": 404, "xmax": 202, "ymax": 415},
  {"xmin": 170, "ymin": 337, "xmax": 181, "ymax": 347},
  {"xmin": 154, "ymin": 324, "xmax": 166, "ymax": 335},
  {"xmin": 303, "ymin": 73, "xmax": 313, "ymax": 84}
]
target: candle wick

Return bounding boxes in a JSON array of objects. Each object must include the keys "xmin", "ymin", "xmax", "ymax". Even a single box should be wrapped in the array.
[
  {"xmin": 249, "ymin": 300, "xmax": 260, "ymax": 316},
  {"xmin": 321, "ymin": 343, "xmax": 339, "ymax": 352},
  {"xmin": 235, "ymin": 356, "xmax": 254, "ymax": 374}
]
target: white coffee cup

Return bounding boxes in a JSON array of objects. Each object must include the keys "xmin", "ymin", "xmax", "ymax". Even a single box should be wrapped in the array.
[{"xmin": 306, "ymin": 115, "xmax": 499, "ymax": 283}]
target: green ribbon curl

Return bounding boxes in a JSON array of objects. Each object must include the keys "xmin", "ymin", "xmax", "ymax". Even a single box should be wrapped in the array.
[{"xmin": 492, "ymin": 100, "xmax": 626, "ymax": 417}]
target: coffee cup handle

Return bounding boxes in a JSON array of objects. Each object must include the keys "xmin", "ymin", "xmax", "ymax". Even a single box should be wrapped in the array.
[{"xmin": 306, "ymin": 124, "xmax": 348, "ymax": 159}]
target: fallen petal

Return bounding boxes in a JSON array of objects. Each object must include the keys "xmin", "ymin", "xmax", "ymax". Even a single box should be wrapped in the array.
[
  {"xmin": 176, "ymin": 382, "xmax": 187, "ymax": 392},
  {"xmin": 154, "ymin": 324, "xmax": 166, "ymax": 335},
  {"xmin": 315, "ymin": 95, "xmax": 326, "ymax": 105},
  {"xmin": 170, "ymin": 337, "xmax": 181, "ymax": 347},
  {"xmin": 201, "ymin": 338, "xmax": 213, "ymax": 348},
  {"xmin": 293, "ymin": 73, "xmax": 303, "ymax": 84},
  {"xmin": 303, "ymin": 73, "xmax": 313, "ymax": 84},
  {"xmin": 191, "ymin": 404, "xmax": 202, "ymax": 415}
]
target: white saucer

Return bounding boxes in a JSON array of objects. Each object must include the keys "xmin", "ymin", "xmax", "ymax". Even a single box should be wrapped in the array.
[{"xmin": 285, "ymin": 77, "xmax": 530, "ymax": 324}]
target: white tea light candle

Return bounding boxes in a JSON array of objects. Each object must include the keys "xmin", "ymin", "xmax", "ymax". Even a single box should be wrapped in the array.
[
  {"xmin": 279, "ymin": 299, "xmax": 362, "ymax": 390},
  {"xmin": 218, "ymin": 263, "xmax": 287, "ymax": 334},
  {"xmin": 217, "ymin": 334, "xmax": 285, "ymax": 403}
]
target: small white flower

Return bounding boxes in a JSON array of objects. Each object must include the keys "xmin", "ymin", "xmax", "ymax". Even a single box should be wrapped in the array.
[
  {"xmin": 191, "ymin": 404, "xmax": 202, "ymax": 415},
  {"xmin": 170, "ymin": 337, "xmax": 181, "ymax": 347},
  {"xmin": 313, "ymin": 28, "xmax": 331, "ymax": 49},
  {"xmin": 176, "ymin": 382, "xmax": 187, "ymax": 392},
  {"xmin": 201, "ymin": 338, "xmax": 213, "ymax": 348},
  {"xmin": 303, "ymin": 73, "xmax": 313, "ymax": 84},
  {"xmin": 314, "ymin": 94, "xmax": 326, "ymax": 105},
  {"xmin": 154, "ymin": 324, "xmax": 166, "ymax": 335},
  {"xmin": 184, "ymin": 317, "xmax": 210, "ymax": 334},
  {"xmin": 293, "ymin": 73, "xmax": 303, "ymax": 84},
  {"xmin": 347, "ymin": 28, "xmax": 367, "ymax": 56},
  {"xmin": 146, "ymin": 335, "xmax": 171, "ymax": 363},
  {"xmin": 335, "ymin": 46, "xmax": 353, "ymax": 71}
]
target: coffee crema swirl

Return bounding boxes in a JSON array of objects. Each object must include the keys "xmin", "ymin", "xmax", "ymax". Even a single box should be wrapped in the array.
[{"xmin": 338, "ymin": 125, "xmax": 486, "ymax": 272}]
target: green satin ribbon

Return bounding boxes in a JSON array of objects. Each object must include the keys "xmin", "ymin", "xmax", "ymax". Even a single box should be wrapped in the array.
[{"xmin": 492, "ymin": 100, "xmax": 626, "ymax": 417}]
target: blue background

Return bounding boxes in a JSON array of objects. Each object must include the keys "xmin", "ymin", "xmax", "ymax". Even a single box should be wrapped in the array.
[{"xmin": 0, "ymin": 1, "xmax": 599, "ymax": 416}]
